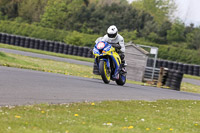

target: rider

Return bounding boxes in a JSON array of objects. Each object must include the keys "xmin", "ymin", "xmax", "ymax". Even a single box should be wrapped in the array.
[{"xmin": 102, "ymin": 25, "xmax": 126, "ymax": 67}]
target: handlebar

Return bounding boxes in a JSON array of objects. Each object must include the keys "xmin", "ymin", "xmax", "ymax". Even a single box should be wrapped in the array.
[{"xmin": 111, "ymin": 44, "xmax": 121, "ymax": 50}]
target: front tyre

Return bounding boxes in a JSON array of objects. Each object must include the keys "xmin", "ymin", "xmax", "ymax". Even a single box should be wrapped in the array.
[
  {"xmin": 99, "ymin": 60, "xmax": 110, "ymax": 84},
  {"xmin": 116, "ymin": 74, "xmax": 126, "ymax": 86}
]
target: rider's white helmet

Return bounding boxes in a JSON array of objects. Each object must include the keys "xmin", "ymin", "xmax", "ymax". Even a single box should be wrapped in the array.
[{"xmin": 107, "ymin": 25, "xmax": 118, "ymax": 40}]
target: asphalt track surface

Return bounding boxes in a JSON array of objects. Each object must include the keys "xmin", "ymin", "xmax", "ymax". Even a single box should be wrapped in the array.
[
  {"xmin": 1, "ymin": 66, "xmax": 200, "ymax": 106},
  {"xmin": 182, "ymin": 78, "xmax": 200, "ymax": 86}
]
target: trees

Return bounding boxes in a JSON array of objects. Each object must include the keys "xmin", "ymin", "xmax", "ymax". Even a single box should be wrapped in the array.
[
  {"xmin": 18, "ymin": 0, "xmax": 48, "ymax": 23},
  {"xmin": 0, "ymin": 0, "xmax": 21, "ymax": 19},
  {"xmin": 86, "ymin": 3, "xmax": 156, "ymax": 34},
  {"xmin": 131, "ymin": 0, "xmax": 176, "ymax": 25},
  {"xmin": 167, "ymin": 21, "xmax": 185, "ymax": 43},
  {"xmin": 93, "ymin": 0, "xmax": 128, "ymax": 6},
  {"xmin": 0, "ymin": 0, "xmax": 47, "ymax": 22},
  {"xmin": 186, "ymin": 28, "xmax": 200, "ymax": 50},
  {"xmin": 64, "ymin": 31, "xmax": 99, "ymax": 46},
  {"xmin": 155, "ymin": 20, "xmax": 172, "ymax": 44},
  {"xmin": 40, "ymin": 0, "xmax": 68, "ymax": 29},
  {"xmin": 40, "ymin": 0, "xmax": 92, "ymax": 30}
]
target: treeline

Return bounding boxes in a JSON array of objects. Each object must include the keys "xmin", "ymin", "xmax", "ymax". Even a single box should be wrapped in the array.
[{"xmin": 0, "ymin": 0, "xmax": 200, "ymax": 64}]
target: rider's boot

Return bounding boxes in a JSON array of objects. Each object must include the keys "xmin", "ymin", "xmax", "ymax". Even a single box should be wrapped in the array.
[
  {"xmin": 120, "ymin": 60, "xmax": 127, "ymax": 74},
  {"xmin": 120, "ymin": 53, "xmax": 127, "ymax": 73}
]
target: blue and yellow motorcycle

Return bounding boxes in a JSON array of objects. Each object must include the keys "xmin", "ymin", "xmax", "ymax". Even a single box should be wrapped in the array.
[{"xmin": 93, "ymin": 41, "xmax": 126, "ymax": 85}]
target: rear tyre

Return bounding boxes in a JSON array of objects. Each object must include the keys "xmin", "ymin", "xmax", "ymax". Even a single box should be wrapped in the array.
[{"xmin": 99, "ymin": 60, "xmax": 110, "ymax": 84}]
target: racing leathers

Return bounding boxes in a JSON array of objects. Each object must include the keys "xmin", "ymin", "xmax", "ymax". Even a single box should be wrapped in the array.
[{"xmin": 102, "ymin": 34, "xmax": 126, "ymax": 66}]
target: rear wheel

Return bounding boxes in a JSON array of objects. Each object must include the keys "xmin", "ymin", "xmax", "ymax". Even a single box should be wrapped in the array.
[{"xmin": 99, "ymin": 60, "xmax": 110, "ymax": 84}]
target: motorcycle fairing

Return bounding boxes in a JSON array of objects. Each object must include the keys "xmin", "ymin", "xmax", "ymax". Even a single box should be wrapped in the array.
[{"xmin": 93, "ymin": 41, "xmax": 121, "ymax": 79}]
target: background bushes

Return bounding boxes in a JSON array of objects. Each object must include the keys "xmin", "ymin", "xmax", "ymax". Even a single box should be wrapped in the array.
[
  {"xmin": 0, "ymin": 20, "xmax": 98, "ymax": 47},
  {"xmin": 0, "ymin": 20, "xmax": 67, "ymax": 41}
]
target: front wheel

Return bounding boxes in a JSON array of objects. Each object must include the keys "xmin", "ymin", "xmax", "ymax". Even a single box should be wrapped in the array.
[
  {"xmin": 99, "ymin": 60, "xmax": 110, "ymax": 84},
  {"xmin": 116, "ymin": 74, "xmax": 126, "ymax": 86}
]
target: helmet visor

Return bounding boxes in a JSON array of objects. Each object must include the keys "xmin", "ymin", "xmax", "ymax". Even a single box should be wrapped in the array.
[{"xmin": 107, "ymin": 33, "xmax": 117, "ymax": 38}]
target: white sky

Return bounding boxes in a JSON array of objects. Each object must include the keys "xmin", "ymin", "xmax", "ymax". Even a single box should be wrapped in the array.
[{"xmin": 128, "ymin": 0, "xmax": 200, "ymax": 26}]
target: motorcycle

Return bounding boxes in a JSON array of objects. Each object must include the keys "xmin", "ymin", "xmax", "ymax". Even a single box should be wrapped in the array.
[{"xmin": 93, "ymin": 41, "xmax": 126, "ymax": 86}]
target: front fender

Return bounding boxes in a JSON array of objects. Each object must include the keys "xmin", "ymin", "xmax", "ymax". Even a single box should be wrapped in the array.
[{"xmin": 100, "ymin": 58, "xmax": 110, "ymax": 68}]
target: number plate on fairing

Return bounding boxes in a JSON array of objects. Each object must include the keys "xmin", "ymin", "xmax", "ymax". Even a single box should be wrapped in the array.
[{"xmin": 97, "ymin": 42, "xmax": 105, "ymax": 50}]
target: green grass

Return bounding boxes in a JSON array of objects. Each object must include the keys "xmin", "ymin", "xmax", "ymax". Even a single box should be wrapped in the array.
[
  {"xmin": 181, "ymin": 82, "xmax": 200, "ymax": 94},
  {"xmin": 0, "ymin": 43, "xmax": 94, "ymax": 63},
  {"xmin": 184, "ymin": 74, "xmax": 200, "ymax": 80},
  {"xmin": 0, "ymin": 100, "xmax": 200, "ymax": 133},
  {"xmin": 0, "ymin": 51, "xmax": 99, "ymax": 79}
]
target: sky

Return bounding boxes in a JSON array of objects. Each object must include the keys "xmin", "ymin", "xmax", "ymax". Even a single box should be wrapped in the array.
[{"xmin": 127, "ymin": 0, "xmax": 200, "ymax": 26}]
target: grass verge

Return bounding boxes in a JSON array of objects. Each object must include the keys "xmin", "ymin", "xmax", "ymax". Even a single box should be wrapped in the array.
[
  {"xmin": 0, "ymin": 100, "xmax": 200, "ymax": 133},
  {"xmin": 184, "ymin": 74, "xmax": 200, "ymax": 81},
  {"xmin": 0, "ymin": 51, "xmax": 98, "ymax": 79},
  {"xmin": 181, "ymin": 82, "xmax": 200, "ymax": 94},
  {"xmin": 0, "ymin": 43, "xmax": 94, "ymax": 63}
]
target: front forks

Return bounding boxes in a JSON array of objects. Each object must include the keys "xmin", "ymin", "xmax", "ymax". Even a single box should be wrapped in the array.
[{"xmin": 95, "ymin": 57, "xmax": 110, "ymax": 70}]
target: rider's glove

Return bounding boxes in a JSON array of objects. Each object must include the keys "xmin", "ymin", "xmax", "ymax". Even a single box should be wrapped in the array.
[{"xmin": 112, "ymin": 44, "xmax": 121, "ymax": 50}]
